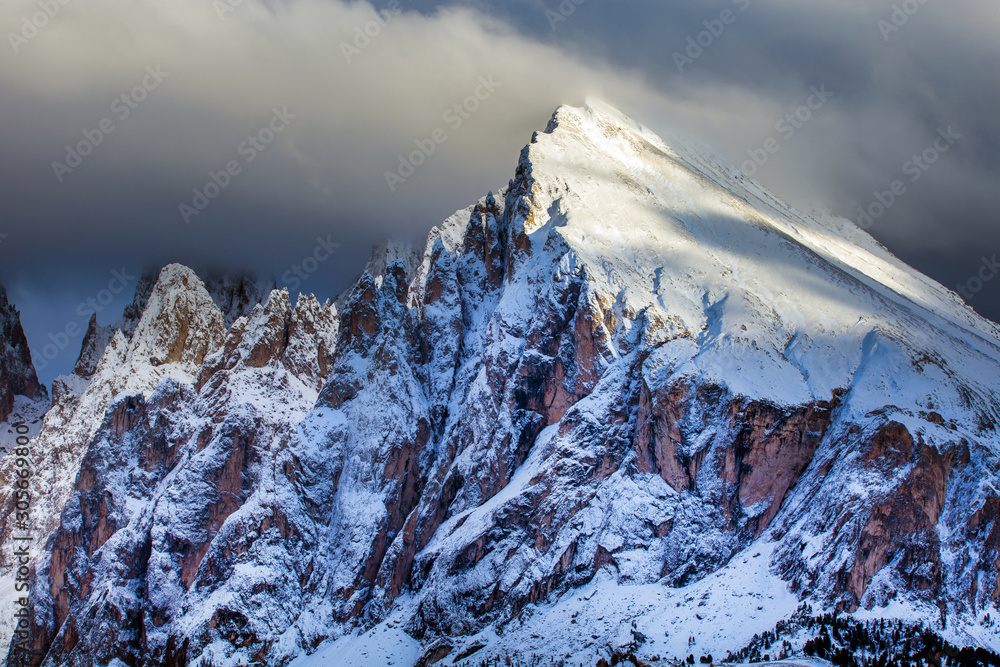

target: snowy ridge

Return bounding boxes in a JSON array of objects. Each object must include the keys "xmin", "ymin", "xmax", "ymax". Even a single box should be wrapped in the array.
[
  {"xmin": 0, "ymin": 286, "xmax": 49, "ymax": 652},
  {"xmin": 14, "ymin": 278, "xmax": 342, "ymax": 666},
  {"xmin": 0, "ymin": 266, "xmax": 227, "ymax": 651},
  {"xmin": 0, "ymin": 266, "xmax": 288, "ymax": 653}
]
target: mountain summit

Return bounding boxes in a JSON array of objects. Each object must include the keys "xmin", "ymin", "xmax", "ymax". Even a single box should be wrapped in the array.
[{"xmin": 4, "ymin": 101, "xmax": 999, "ymax": 666}]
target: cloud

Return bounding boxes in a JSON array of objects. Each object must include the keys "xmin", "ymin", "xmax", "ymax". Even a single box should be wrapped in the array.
[
  {"xmin": 0, "ymin": 0, "xmax": 664, "ymax": 381},
  {"xmin": 1, "ymin": 0, "xmax": 998, "ymax": 385},
  {"xmin": 0, "ymin": 0, "xmax": 657, "ymax": 276}
]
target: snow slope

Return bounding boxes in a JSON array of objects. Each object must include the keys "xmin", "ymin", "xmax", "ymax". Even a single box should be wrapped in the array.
[{"xmin": 521, "ymin": 99, "xmax": 999, "ymax": 418}]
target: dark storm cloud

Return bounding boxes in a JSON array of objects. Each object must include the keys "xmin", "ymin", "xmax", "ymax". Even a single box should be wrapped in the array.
[
  {"xmin": 0, "ymin": 0, "xmax": 661, "ymax": 382},
  {"xmin": 1, "ymin": 0, "xmax": 998, "ymax": 384}
]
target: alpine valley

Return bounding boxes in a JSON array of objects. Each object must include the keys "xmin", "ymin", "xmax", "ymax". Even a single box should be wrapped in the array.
[{"xmin": 1, "ymin": 101, "xmax": 998, "ymax": 666}]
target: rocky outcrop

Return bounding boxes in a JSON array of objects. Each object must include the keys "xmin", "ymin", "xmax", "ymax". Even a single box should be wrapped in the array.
[
  {"xmin": 73, "ymin": 271, "xmax": 156, "ymax": 378},
  {"xmin": 72, "ymin": 315, "xmax": 116, "ymax": 379},
  {"xmin": 199, "ymin": 289, "xmax": 337, "ymax": 392},
  {"xmin": 0, "ymin": 286, "xmax": 46, "ymax": 423}
]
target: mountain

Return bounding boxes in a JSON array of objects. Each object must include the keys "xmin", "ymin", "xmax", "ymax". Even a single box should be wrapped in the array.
[
  {"xmin": 4, "ymin": 100, "xmax": 1000, "ymax": 666},
  {"xmin": 0, "ymin": 268, "xmax": 290, "ymax": 654}
]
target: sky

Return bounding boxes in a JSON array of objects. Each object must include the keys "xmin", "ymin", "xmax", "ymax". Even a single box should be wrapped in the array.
[{"xmin": 1, "ymin": 0, "xmax": 998, "ymax": 386}]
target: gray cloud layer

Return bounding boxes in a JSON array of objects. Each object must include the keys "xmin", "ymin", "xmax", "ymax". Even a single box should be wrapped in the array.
[{"xmin": 1, "ymin": 0, "xmax": 998, "ymax": 384}]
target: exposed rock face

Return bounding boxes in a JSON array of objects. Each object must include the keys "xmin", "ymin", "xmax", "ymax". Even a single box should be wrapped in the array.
[
  {"xmin": 199, "ymin": 290, "xmax": 337, "ymax": 392},
  {"xmin": 0, "ymin": 286, "xmax": 46, "ymax": 423},
  {"xmin": 771, "ymin": 420, "xmax": 994, "ymax": 614},
  {"xmin": 8, "ymin": 102, "xmax": 1000, "ymax": 666},
  {"xmin": 634, "ymin": 381, "xmax": 838, "ymax": 544}
]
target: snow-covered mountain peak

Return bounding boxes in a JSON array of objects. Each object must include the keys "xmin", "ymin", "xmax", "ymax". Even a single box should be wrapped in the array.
[
  {"xmin": 509, "ymin": 100, "xmax": 1000, "ymax": 425},
  {"xmin": 126, "ymin": 263, "xmax": 226, "ymax": 381},
  {"xmin": 75, "ymin": 269, "xmax": 276, "ymax": 378},
  {"xmin": 535, "ymin": 100, "xmax": 1000, "ymax": 346},
  {"xmin": 546, "ymin": 98, "xmax": 677, "ymax": 157}
]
